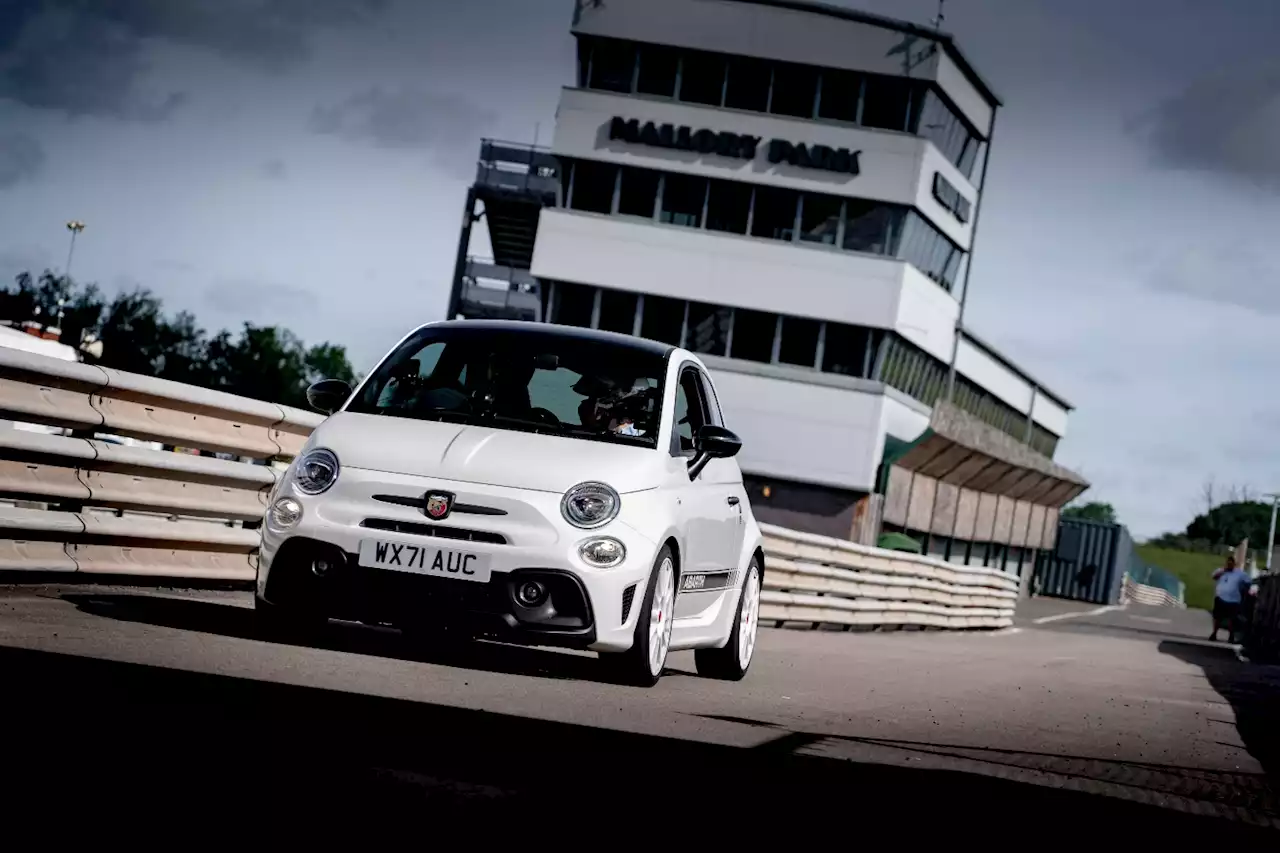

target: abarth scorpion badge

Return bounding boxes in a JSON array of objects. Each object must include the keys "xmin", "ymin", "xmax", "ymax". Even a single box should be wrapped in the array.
[{"xmin": 423, "ymin": 491, "xmax": 454, "ymax": 520}]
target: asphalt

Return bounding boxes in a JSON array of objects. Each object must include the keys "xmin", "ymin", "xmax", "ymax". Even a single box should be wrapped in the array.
[{"xmin": 0, "ymin": 583, "xmax": 1277, "ymax": 843}]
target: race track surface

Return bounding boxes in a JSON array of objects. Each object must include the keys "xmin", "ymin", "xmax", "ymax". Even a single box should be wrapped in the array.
[{"xmin": 0, "ymin": 584, "xmax": 1276, "ymax": 842}]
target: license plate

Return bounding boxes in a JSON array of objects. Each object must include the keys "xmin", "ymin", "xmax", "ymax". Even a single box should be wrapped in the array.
[{"xmin": 357, "ymin": 539, "xmax": 491, "ymax": 583}]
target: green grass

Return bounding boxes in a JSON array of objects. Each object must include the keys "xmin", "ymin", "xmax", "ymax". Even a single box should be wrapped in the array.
[{"xmin": 1135, "ymin": 546, "xmax": 1223, "ymax": 611}]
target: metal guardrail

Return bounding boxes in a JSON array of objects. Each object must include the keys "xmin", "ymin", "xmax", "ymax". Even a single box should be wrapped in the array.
[
  {"xmin": 0, "ymin": 346, "xmax": 321, "ymax": 581},
  {"xmin": 759, "ymin": 525, "xmax": 1019, "ymax": 629},
  {"xmin": 0, "ymin": 346, "xmax": 1019, "ymax": 630},
  {"xmin": 1120, "ymin": 574, "xmax": 1186, "ymax": 609}
]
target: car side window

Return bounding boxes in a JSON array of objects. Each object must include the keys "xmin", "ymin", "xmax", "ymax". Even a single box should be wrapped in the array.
[
  {"xmin": 672, "ymin": 367, "xmax": 709, "ymax": 456},
  {"xmin": 697, "ymin": 370, "xmax": 724, "ymax": 427}
]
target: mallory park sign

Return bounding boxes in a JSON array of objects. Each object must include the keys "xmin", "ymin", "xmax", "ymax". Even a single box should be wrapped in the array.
[{"xmin": 608, "ymin": 116, "xmax": 861, "ymax": 176}]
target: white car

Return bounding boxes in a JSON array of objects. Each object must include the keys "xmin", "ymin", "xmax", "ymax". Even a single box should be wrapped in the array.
[{"xmin": 255, "ymin": 320, "xmax": 765, "ymax": 686}]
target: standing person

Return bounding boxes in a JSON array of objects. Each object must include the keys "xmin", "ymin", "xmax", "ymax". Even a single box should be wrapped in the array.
[{"xmin": 1209, "ymin": 556, "xmax": 1251, "ymax": 643}]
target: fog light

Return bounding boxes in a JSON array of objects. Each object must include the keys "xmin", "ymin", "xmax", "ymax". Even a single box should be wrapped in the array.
[
  {"xmin": 579, "ymin": 537, "xmax": 626, "ymax": 568},
  {"xmin": 311, "ymin": 557, "xmax": 333, "ymax": 577},
  {"xmin": 269, "ymin": 497, "xmax": 302, "ymax": 529},
  {"xmin": 516, "ymin": 580, "xmax": 547, "ymax": 607}
]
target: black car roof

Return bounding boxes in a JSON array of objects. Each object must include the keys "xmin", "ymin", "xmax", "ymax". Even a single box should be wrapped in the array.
[{"xmin": 422, "ymin": 319, "xmax": 678, "ymax": 359}]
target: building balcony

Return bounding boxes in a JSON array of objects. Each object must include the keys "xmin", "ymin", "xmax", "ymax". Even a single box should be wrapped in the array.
[
  {"xmin": 475, "ymin": 139, "xmax": 562, "ymax": 201},
  {"xmin": 530, "ymin": 207, "xmax": 959, "ymax": 363},
  {"xmin": 456, "ymin": 258, "xmax": 543, "ymax": 322},
  {"xmin": 548, "ymin": 87, "xmax": 976, "ymax": 251}
]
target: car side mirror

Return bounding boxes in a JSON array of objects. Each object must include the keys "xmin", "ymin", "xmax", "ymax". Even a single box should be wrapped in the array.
[
  {"xmin": 306, "ymin": 378, "xmax": 353, "ymax": 415},
  {"xmin": 688, "ymin": 424, "xmax": 742, "ymax": 479}
]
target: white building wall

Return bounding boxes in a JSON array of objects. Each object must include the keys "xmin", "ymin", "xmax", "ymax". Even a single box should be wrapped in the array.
[
  {"xmin": 1031, "ymin": 393, "xmax": 1070, "ymax": 438},
  {"xmin": 914, "ymin": 141, "xmax": 979, "ymax": 248},
  {"xmin": 894, "ymin": 265, "xmax": 958, "ymax": 364},
  {"xmin": 955, "ymin": 338, "xmax": 1035, "ymax": 413},
  {"xmin": 934, "ymin": 50, "xmax": 995, "ymax": 136},
  {"xmin": 532, "ymin": 208, "xmax": 958, "ymax": 342},
  {"xmin": 703, "ymin": 360, "xmax": 929, "ymax": 492},
  {"xmin": 571, "ymin": 0, "xmax": 995, "ymax": 135},
  {"xmin": 955, "ymin": 337, "xmax": 1070, "ymax": 437},
  {"xmin": 552, "ymin": 87, "xmax": 974, "ymax": 248}
]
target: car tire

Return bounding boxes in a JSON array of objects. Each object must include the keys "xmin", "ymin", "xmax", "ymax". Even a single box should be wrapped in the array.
[
  {"xmin": 694, "ymin": 556, "xmax": 761, "ymax": 681},
  {"xmin": 254, "ymin": 594, "xmax": 326, "ymax": 640},
  {"xmin": 601, "ymin": 544, "xmax": 677, "ymax": 687}
]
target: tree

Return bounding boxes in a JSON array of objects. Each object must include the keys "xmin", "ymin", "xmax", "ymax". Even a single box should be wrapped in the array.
[
  {"xmin": 0, "ymin": 270, "xmax": 355, "ymax": 409},
  {"xmin": 1062, "ymin": 501, "xmax": 1118, "ymax": 525},
  {"xmin": 1184, "ymin": 501, "xmax": 1274, "ymax": 550}
]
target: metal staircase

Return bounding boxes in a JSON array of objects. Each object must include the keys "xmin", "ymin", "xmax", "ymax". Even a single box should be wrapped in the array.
[{"xmin": 448, "ymin": 140, "xmax": 560, "ymax": 321}]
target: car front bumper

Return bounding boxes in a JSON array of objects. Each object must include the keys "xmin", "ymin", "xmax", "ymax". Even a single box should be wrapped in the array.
[{"xmin": 256, "ymin": 467, "xmax": 659, "ymax": 652}]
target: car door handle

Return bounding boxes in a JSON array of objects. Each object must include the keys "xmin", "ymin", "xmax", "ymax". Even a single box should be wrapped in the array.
[{"xmin": 726, "ymin": 496, "xmax": 740, "ymax": 506}]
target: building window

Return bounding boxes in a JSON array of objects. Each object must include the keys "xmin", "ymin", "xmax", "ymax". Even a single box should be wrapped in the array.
[
  {"xmin": 542, "ymin": 281, "xmax": 1063, "ymax": 457},
  {"xmin": 896, "ymin": 211, "xmax": 962, "ymax": 290},
  {"xmin": 659, "ymin": 173, "xmax": 707, "ymax": 228},
  {"xmin": 750, "ymin": 186, "xmax": 798, "ymax": 241},
  {"xmin": 559, "ymin": 158, "xmax": 965, "ymax": 293},
  {"xmin": 724, "ymin": 56, "xmax": 771, "ymax": 112},
  {"xmin": 913, "ymin": 89, "xmax": 982, "ymax": 180},
  {"xmin": 842, "ymin": 199, "xmax": 897, "ymax": 256},
  {"xmin": 678, "ymin": 51, "xmax": 726, "ymax": 106},
  {"xmin": 640, "ymin": 294, "xmax": 685, "ymax": 345},
  {"xmin": 597, "ymin": 288, "xmax": 638, "ymax": 334},
  {"xmin": 706, "ymin": 179, "xmax": 751, "ymax": 234},
  {"xmin": 552, "ymin": 281, "xmax": 595, "ymax": 328},
  {"xmin": 861, "ymin": 76, "xmax": 913, "ymax": 131},
  {"xmin": 799, "ymin": 194, "xmax": 841, "ymax": 246},
  {"xmin": 729, "ymin": 308, "xmax": 776, "ymax": 363},
  {"xmin": 618, "ymin": 166, "xmax": 660, "ymax": 218},
  {"xmin": 769, "ymin": 62, "xmax": 819, "ymax": 119},
  {"xmin": 822, "ymin": 323, "xmax": 873, "ymax": 377},
  {"xmin": 686, "ymin": 302, "xmax": 731, "ymax": 356},
  {"xmin": 576, "ymin": 38, "xmax": 986, "ymax": 176},
  {"xmin": 778, "ymin": 316, "xmax": 820, "ymax": 368},
  {"xmin": 567, "ymin": 160, "xmax": 617, "ymax": 214},
  {"xmin": 587, "ymin": 39, "xmax": 636, "ymax": 93},
  {"xmin": 816, "ymin": 69, "xmax": 861, "ymax": 123},
  {"xmin": 635, "ymin": 43, "xmax": 679, "ymax": 98}
]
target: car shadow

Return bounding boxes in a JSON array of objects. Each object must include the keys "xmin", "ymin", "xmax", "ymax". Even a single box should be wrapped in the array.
[
  {"xmin": 1, "ymin": 642, "xmax": 1276, "ymax": 843},
  {"xmin": 62, "ymin": 592, "xmax": 684, "ymax": 686},
  {"xmin": 1159, "ymin": 638, "xmax": 1280, "ymax": 778}
]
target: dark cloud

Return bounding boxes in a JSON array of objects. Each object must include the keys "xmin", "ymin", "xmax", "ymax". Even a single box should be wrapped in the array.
[
  {"xmin": 308, "ymin": 87, "xmax": 495, "ymax": 173},
  {"xmin": 1135, "ymin": 59, "xmax": 1280, "ymax": 189},
  {"xmin": 0, "ymin": 0, "xmax": 389, "ymax": 120},
  {"xmin": 0, "ymin": 133, "xmax": 45, "ymax": 188},
  {"xmin": 259, "ymin": 158, "xmax": 288, "ymax": 180}
]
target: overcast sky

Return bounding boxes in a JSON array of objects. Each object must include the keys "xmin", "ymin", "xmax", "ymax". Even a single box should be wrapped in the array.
[{"xmin": 1, "ymin": 0, "xmax": 1278, "ymax": 538}]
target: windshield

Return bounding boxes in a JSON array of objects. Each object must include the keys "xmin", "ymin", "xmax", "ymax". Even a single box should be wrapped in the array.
[{"xmin": 347, "ymin": 325, "xmax": 668, "ymax": 448}]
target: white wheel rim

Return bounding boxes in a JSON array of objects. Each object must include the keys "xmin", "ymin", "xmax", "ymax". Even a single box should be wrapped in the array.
[
  {"xmin": 738, "ymin": 564, "xmax": 761, "ymax": 667},
  {"xmin": 648, "ymin": 557, "xmax": 675, "ymax": 677}
]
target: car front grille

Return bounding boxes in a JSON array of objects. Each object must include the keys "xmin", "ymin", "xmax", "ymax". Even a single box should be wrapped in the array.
[{"xmin": 360, "ymin": 518, "xmax": 507, "ymax": 545}]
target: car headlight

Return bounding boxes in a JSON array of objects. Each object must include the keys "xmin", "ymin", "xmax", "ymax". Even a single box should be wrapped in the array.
[
  {"xmin": 268, "ymin": 497, "xmax": 303, "ymax": 529},
  {"xmin": 294, "ymin": 448, "xmax": 340, "ymax": 495},
  {"xmin": 561, "ymin": 481, "xmax": 619, "ymax": 529},
  {"xmin": 579, "ymin": 537, "xmax": 626, "ymax": 568}
]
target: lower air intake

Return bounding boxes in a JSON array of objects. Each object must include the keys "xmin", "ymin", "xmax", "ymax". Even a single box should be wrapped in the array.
[{"xmin": 621, "ymin": 583, "xmax": 637, "ymax": 623}]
